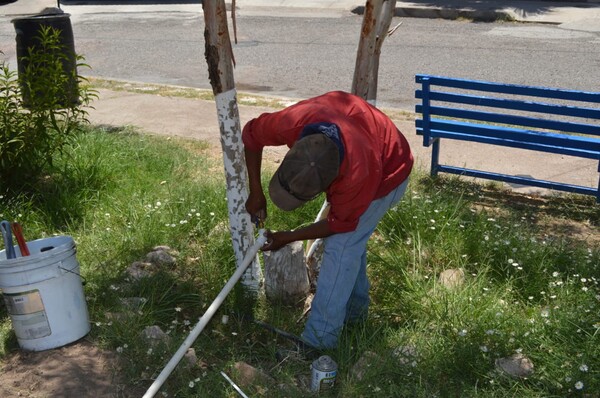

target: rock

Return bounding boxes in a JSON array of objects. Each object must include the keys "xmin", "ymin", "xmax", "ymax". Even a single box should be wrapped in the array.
[
  {"xmin": 119, "ymin": 297, "xmax": 148, "ymax": 310},
  {"xmin": 182, "ymin": 348, "xmax": 197, "ymax": 368},
  {"xmin": 392, "ymin": 345, "xmax": 419, "ymax": 366},
  {"xmin": 142, "ymin": 325, "xmax": 170, "ymax": 346},
  {"xmin": 350, "ymin": 351, "xmax": 384, "ymax": 381},
  {"xmin": 146, "ymin": 249, "xmax": 176, "ymax": 267},
  {"xmin": 438, "ymin": 268, "xmax": 465, "ymax": 289},
  {"xmin": 495, "ymin": 353, "xmax": 534, "ymax": 378},
  {"xmin": 233, "ymin": 361, "xmax": 275, "ymax": 388},
  {"xmin": 293, "ymin": 374, "xmax": 312, "ymax": 393},
  {"xmin": 126, "ymin": 261, "xmax": 156, "ymax": 280}
]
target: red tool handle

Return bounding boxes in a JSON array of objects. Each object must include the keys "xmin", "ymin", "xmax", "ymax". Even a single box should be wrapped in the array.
[{"xmin": 11, "ymin": 222, "xmax": 30, "ymax": 256}]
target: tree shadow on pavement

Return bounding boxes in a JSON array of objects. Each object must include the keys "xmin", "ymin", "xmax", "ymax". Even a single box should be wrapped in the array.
[{"xmin": 405, "ymin": 0, "xmax": 598, "ymax": 13}]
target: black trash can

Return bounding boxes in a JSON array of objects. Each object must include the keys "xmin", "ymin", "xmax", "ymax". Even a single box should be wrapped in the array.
[{"xmin": 11, "ymin": 12, "xmax": 79, "ymax": 109}]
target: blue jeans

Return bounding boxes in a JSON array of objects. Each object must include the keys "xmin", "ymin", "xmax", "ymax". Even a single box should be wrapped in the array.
[{"xmin": 301, "ymin": 178, "xmax": 409, "ymax": 349}]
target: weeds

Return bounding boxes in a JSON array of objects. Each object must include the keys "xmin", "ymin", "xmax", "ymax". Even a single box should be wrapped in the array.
[
  {"xmin": 0, "ymin": 128, "xmax": 598, "ymax": 397},
  {"xmin": 0, "ymin": 26, "xmax": 95, "ymax": 189}
]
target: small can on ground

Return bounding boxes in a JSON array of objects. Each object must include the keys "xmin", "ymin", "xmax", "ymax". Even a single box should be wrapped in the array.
[{"xmin": 311, "ymin": 355, "xmax": 338, "ymax": 393}]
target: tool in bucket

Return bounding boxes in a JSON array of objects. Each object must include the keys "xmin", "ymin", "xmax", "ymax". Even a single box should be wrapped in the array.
[
  {"xmin": 11, "ymin": 222, "xmax": 30, "ymax": 257},
  {"xmin": 1, "ymin": 220, "xmax": 17, "ymax": 260}
]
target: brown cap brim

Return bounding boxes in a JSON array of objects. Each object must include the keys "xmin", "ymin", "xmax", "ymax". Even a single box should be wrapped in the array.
[{"xmin": 268, "ymin": 169, "xmax": 306, "ymax": 211}]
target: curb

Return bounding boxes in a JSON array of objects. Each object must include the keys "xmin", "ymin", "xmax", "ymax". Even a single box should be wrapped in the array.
[{"xmin": 350, "ymin": 5, "xmax": 515, "ymax": 22}]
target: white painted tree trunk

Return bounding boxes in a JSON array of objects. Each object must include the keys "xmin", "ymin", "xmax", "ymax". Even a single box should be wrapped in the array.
[
  {"xmin": 215, "ymin": 90, "xmax": 262, "ymax": 289},
  {"xmin": 204, "ymin": 0, "xmax": 261, "ymax": 291}
]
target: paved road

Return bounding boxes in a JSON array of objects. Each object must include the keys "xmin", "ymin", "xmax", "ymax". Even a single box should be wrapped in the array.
[{"xmin": 1, "ymin": 4, "xmax": 598, "ymax": 110}]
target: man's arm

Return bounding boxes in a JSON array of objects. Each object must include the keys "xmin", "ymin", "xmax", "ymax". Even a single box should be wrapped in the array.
[
  {"xmin": 262, "ymin": 219, "xmax": 335, "ymax": 251},
  {"xmin": 244, "ymin": 146, "xmax": 267, "ymax": 224}
]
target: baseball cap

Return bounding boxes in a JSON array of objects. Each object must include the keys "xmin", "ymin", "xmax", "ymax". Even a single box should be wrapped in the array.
[{"xmin": 269, "ymin": 134, "xmax": 340, "ymax": 211}]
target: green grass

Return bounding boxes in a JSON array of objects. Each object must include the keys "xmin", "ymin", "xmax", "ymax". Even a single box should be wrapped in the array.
[{"xmin": 0, "ymin": 126, "xmax": 598, "ymax": 397}]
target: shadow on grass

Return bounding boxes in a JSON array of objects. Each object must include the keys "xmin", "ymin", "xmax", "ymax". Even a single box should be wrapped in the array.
[{"xmin": 418, "ymin": 174, "xmax": 599, "ymax": 226}]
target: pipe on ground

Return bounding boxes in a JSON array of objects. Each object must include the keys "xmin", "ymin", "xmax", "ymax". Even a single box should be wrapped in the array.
[{"xmin": 143, "ymin": 229, "xmax": 267, "ymax": 398}]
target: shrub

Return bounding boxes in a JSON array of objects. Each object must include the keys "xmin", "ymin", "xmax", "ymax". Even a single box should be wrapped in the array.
[{"xmin": 0, "ymin": 26, "xmax": 95, "ymax": 189}]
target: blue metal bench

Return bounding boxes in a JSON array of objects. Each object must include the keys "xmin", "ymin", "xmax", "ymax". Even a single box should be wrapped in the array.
[{"xmin": 415, "ymin": 74, "xmax": 600, "ymax": 202}]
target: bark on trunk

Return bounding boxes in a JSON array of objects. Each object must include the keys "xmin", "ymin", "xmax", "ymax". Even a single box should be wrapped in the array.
[
  {"xmin": 203, "ymin": 0, "xmax": 261, "ymax": 290},
  {"xmin": 263, "ymin": 241, "xmax": 310, "ymax": 306},
  {"xmin": 352, "ymin": 0, "xmax": 397, "ymax": 105}
]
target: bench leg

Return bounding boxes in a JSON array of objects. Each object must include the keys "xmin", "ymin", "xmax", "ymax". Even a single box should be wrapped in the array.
[
  {"xmin": 597, "ymin": 161, "xmax": 600, "ymax": 203},
  {"xmin": 430, "ymin": 137, "xmax": 440, "ymax": 177}
]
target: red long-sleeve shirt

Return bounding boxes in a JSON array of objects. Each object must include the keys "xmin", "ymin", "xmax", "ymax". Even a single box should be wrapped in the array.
[{"xmin": 242, "ymin": 91, "xmax": 413, "ymax": 233}]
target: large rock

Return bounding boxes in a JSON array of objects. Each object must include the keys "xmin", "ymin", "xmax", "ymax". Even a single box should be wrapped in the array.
[
  {"xmin": 495, "ymin": 353, "xmax": 534, "ymax": 378},
  {"xmin": 233, "ymin": 361, "xmax": 275, "ymax": 387},
  {"xmin": 438, "ymin": 268, "xmax": 465, "ymax": 289},
  {"xmin": 350, "ymin": 351, "xmax": 383, "ymax": 381},
  {"xmin": 141, "ymin": 325, "xmax": 171, "ymax": 347},
  {"xmin": 146, "ymin": 247, "xmax": 176, "ymax": 267}
]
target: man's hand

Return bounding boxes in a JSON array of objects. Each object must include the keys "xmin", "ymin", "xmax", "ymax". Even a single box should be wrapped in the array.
[
  {"xmin": 261, "ymin": 220, "xmax": 335, "ymax": 252},
  {"xmin": 261, "ymin": 230, "xmax": 292, "ymax": 251},
  {"xmin": 245, "ymin": 190, "xmax": 267, "ymax": 226}
]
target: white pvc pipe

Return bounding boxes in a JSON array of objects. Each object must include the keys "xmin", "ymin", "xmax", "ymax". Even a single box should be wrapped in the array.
[
  {"xmin": 306, "ymin": 238, "xmax": 322, "ymax": 263},
  {"xmin": 306, "ymin": 200, "xmax": 330, "ymax": 260},
  {"xmin": 143, "ymin": 230, "xmax": 268, "ymax": 398}
]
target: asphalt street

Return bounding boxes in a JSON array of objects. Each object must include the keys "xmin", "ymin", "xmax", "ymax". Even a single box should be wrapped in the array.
[{"xmin": 2, "ymin": 1, "xmax": 599, "ymax": 110}]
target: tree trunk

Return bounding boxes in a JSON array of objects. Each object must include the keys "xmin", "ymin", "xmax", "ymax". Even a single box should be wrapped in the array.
[
  {"xmin": 203, "ymin": 0, "xmax": 261, "ymax": 290},
  {"xmin": 352, "ymin": 0, "xmax": 397, "ymax": 105},
  {"xmin": 263, "ymin": 241, "xmax": 310, "ymax": 306}
]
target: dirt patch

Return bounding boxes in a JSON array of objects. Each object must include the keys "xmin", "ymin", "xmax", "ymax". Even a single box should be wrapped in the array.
[
  {"xmin": 0, "ymin": 339, "xmax": 130, "ymax": 398},
  {"xmin": 538, "ymin": 217, "xmax": 599, "ymax": 246}
]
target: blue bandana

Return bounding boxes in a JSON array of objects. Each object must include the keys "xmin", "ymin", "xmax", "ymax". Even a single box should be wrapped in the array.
[{"xmin": 300, "ymin": 122, "xmax": 345, "ymax": 164}]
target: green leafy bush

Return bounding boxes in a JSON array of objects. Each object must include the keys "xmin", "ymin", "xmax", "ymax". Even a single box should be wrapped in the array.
[{"xmin": 0, "ymin": 26, "xmax": 95, "ymax": 189}]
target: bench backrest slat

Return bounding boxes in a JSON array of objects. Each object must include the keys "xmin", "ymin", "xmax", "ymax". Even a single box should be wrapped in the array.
[
  {"xmin": 414, "ymin": 105, "xmax": 600, "ymax": 137},
  {"xmin": 420, "ymin": 129, "xmax": 599, "ymax": 159},
  {"xmin": 417, "ymin": 119, "xmax": 600, "ymax": 155},
  {"xmin": 416, "ymin": 74, "xmax": 600, "ymax": 104},
  {"xmin": 415, "ymin": 90, "xmax": 600, "ymax": 121}
]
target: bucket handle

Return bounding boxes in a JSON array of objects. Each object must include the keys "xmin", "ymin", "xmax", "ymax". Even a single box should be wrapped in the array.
[{"xmin": 59, "ymin": 264, "xmax": 87, "ymax": 286}]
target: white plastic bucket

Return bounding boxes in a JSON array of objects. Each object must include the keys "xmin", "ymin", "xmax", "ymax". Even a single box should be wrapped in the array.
[{"xmin": 0, "ymin": 236, "xmax": 90, "ymax": 351}]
